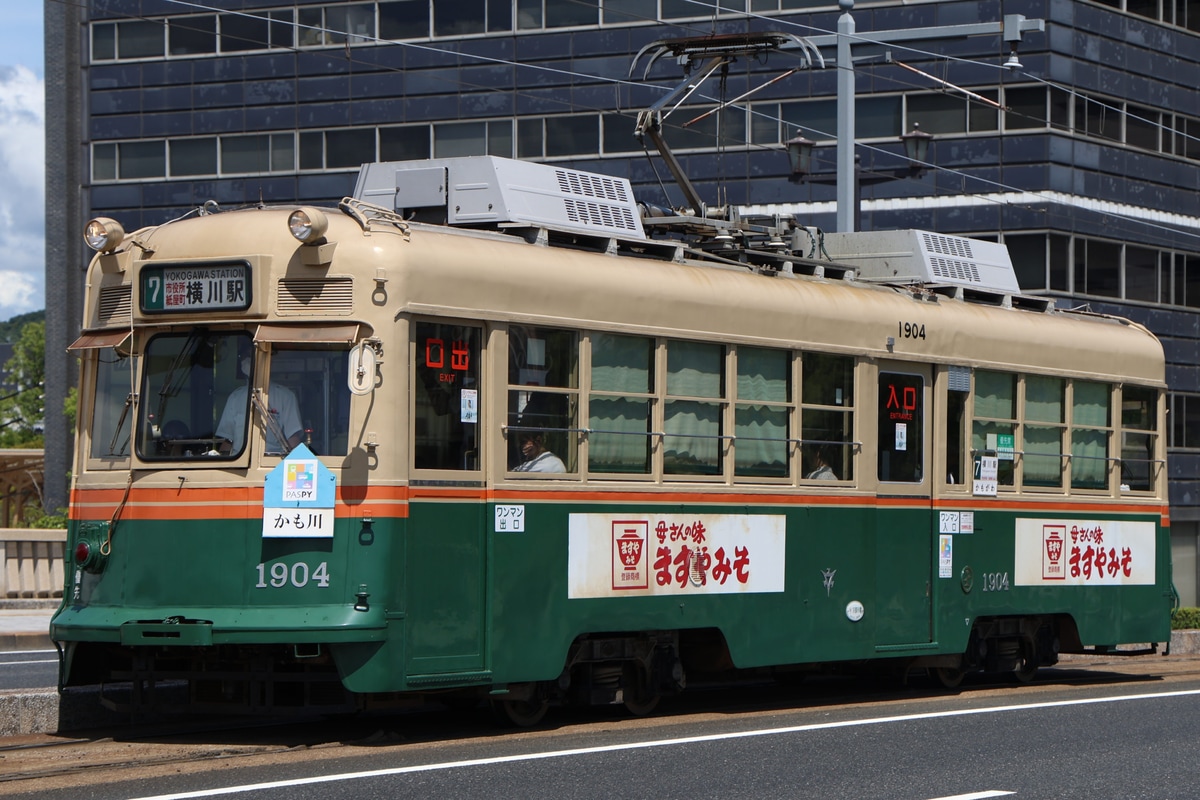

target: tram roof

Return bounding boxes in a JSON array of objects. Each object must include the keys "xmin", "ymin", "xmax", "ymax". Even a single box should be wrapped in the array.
[
  {"xmin": 87, "ymin": 199, "xmax": 1164, "ymax": 388},
  {"xmin": 393, "ymin": 219, "xmax": 1164, "ymax": 386}
]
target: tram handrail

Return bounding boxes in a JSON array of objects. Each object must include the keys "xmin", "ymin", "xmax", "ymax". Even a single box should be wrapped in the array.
[{"xmin": 504, "ymin": 425, "xmax": 863, "ymax": 450}]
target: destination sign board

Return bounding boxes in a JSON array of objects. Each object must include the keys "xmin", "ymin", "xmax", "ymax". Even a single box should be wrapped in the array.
[{"xmin": 140, "ymin": 262, "xmax": 251, "ymax": 313}]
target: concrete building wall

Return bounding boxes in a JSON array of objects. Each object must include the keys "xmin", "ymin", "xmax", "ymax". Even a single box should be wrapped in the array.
[{"xmin": 43, "ymin": 0, "xmax": 87, "ymax": 514}]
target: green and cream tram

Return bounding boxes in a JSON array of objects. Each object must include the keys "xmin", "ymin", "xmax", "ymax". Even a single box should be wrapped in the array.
[{"xmin": 53, "ymin": 156, "xmax": 1172, "ymax": 723}]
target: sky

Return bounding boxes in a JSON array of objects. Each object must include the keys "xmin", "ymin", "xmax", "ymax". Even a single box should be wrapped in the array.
[{"xmin": 0, "ymin": 5, "xmax": 44, "ymax": 322}]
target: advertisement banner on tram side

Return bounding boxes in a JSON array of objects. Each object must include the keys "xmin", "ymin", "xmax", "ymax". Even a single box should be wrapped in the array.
[
  {"xmin": 1013, "ymin": 518, "xmax": 1156, "ymax": 586},
  {"xmin": 567, "ymin": 513, "xmax": 786, "ymax": 599}
]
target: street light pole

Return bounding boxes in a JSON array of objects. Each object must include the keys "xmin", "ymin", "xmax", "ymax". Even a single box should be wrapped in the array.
[
  {"xmin": 793, "ymin": 4, "xmax": 1044, "ymax": 233},
  {"xmin": 836, "ymin": 0, "xmax": 856, "ymax": 234}
]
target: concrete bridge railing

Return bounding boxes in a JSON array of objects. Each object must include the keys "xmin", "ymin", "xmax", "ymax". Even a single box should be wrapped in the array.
[{"xmin": 0, "ymin": 529, "xmax": 66, "ymax": 599}]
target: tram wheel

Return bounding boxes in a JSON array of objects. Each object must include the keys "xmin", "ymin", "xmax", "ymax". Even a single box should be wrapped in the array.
[
  {"xmin": 932, "ymin": 665, "xmax": 966, "ymax": 689},
  {"xmin": 1012, "ymin": 644, "xmax": 1039, "ymax": 684},
  {"xmin": 621, "ymin": 664, "xmax": 660, "ymax": 717},
  {"xmin": 492, "ymin": 692, "xmax": 550, "ymax": 727}
]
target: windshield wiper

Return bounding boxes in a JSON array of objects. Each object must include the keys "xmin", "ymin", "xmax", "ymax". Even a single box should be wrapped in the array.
[
  {"xmin": 251, "ymin": 388, "xmax": 292, "ymax": 456},
  {"xmin": 155, "ymin": 332, "xmax": 203, "ymax": 426},
  {"xmin": 108, "ymin": 392, "xmax": 134, "ymax": 456}
]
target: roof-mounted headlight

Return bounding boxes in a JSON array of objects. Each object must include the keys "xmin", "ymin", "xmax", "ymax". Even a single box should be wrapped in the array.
[
  {"xmin": 288, "ymin": 207, "xmax": 329, "ymax": 244},
  {"xmin": 84, "ymin": 217, "xmax": 125, "ymax": 253}
]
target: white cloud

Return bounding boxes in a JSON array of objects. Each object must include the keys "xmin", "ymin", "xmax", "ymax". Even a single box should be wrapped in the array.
[
  {"xmin": 0, "ymin": 65, "xmax": 45, "ymax": 321},
  {"xmin": 0, "ymin": 269, "xmax": 38, "ymax": 319}
]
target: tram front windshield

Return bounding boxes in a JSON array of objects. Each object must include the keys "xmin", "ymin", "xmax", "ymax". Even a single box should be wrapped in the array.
[
  {"xmin": 137, "ymin": 331, "xmax": 252, "ymax": 460},
  {"xmin": 133, "ymin": 331, "xmax": 353, "ymax": 461}
]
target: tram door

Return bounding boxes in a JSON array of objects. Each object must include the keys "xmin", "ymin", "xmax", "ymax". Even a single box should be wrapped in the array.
[
  {"xmin": 874, "ymin": 363, "xmax": 933, "ymax": 646},
  {"xmin": 406, "ymin": 322, "xmax": 486, "ymax": 676}
]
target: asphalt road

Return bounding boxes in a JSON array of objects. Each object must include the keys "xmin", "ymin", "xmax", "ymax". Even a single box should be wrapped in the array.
[
  {"xmin": 4, "ymin": 656, "xmax": 1200, "ymax": 800},
  {"xmin": 0, "ymin": 649, "xmax": 57, "ymax": 691}
]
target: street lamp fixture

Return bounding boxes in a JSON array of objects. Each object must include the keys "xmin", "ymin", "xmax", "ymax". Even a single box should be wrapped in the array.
[
  {"xmin": 784, "ymin": 125, "xmax": 935, "ymax": 230},
  {"xmin": 784, "ymin": 134, "xmax": 815, "ymax": 179},
  {"xmin": 898, "ymin": 123, "xmax": 934, "ymax": 173},
  {"xmin": 785, "ymin": 124, "xmax": 934, "ymax": 182}
]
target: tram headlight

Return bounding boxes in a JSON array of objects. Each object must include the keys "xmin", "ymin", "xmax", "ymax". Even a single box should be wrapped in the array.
[
  {"xmin": 288, "ymin": 207, "xmax": 329, "ymax": 244},
  {"xmin": 73, "ymin": 541, "xmax": 92, "ymax": 566},
  {"xmin": 84, "ymin": 217, "xmax": 125, "ymax": 253},
  {"xmin": 73, "ymin": 538, "xmax": 106, "ymax": 574},
  {"xmin": 73, "ymin": 522, "xmax": 111, "ymax": 574}
]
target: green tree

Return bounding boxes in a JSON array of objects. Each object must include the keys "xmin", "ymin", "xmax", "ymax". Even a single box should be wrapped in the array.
[
  {"xmin": 0, "ymin": 310, "xmax": 44, "ymax": 345},
  {"xmin": 0, "ymin": 320, "xmax": 45, "ymax": 447},
  {"xmin": 64, "ymin": 386, "xmax": 78, "ymax": 431}
]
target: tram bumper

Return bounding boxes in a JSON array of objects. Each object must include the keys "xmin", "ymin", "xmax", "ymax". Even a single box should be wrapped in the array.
[
  {"xmin": 51, "ymin": 603, "xmax": 389, "ymax": 646},
  {"xmin": 53, "ymin": 604, "xmax": 395, "ymax": 711}
]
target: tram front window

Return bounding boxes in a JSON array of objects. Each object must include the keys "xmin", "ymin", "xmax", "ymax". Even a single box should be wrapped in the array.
[
  {"xmin": 90, "ymin": 350, "xmax": 134, "ymax": 460},
  {"xmin": 138, "ymin": 331, "xmax": 251, "ymax": 460},
  {"xmin": 267, "ymin": 345, "xmax": 352, "ymax": 456}
]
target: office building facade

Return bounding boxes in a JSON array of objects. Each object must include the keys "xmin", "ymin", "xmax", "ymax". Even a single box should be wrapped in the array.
[{"xmin": 45, "ymin": 0, "xmax": 1200, "ymax": 598}]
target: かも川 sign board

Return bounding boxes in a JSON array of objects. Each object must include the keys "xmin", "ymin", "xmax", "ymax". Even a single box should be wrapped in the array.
[{"xmin": 261, "ymin": 444, "xmax": 336, "ymax": 538}]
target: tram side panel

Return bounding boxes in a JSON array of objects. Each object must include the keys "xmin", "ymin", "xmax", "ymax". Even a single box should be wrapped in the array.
[
  {"xmin": 931, "ymin": 506, "xmax": 1171, "ymax": 660},
  {"xmin": 485, "ymin": 498, "xmax": 903, "ymax": 684}
]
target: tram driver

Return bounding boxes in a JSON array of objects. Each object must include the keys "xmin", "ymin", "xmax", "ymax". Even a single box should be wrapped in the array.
[{"xmin": 215, "ymin": 342, "xmax": 304, "ymax": 456}]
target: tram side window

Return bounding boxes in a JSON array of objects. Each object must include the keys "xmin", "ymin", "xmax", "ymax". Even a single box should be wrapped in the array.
[
  {"xmin": 414, "ymin": 322, "xmax": 481, "ymax": 471},
  {"xmin": 588, "ymin": 333, "xmax": 653, "ymax": 475},
  {"xmin": 138, "ymin": 332, "xmax": 250, "ymax": 460},
  {"xmin": 1024, "ymin": 375, "xmax": 1065, "ymax": 488},
  {"xmin": 878, "ymin": 372, "xmax": 923, "ymax": 483},
  {"xmin": 1071, "ymin": 381, "xmax": 1111, "ymax": 490},
  {"xmin": 801, "ymin": 353, "xmax": 854, "ymax": 481},
  {"xmin": 734, "ymin": 346, "xmax": 791, "ymax": 478},
  {"xmin": 664, "ymin": 340, "xmax": 725, "ymax": 476},
  {"xmin": 89, "ymin": 350, "xmax": 133, "ymax": 460},
  {"xmin": 973, "ymin": 370, "xmax": 1016, "ymax": 487},
  {"xmin": 944, "ymin": 366, "xmax": 970, "ymax": 487},
  {"xmin": 267, "ymin": 346, "xmax": 352, "ymax": 456},
  {"xmin": 507, "ymin": 326, "xmax": 578, "ymax": 473},
  {"xmin": 1121, "ymin": 385, "xmax": 1158, "ymax": 492}
]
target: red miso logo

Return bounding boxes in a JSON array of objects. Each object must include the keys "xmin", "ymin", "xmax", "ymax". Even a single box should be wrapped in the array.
[
  {"xmin": 612, "ymin": 521, "xmax": 649, "ymax": 590},
  {"xmin": 1043, "ymin": 524, "xmax": 1066, "ymax": 580}
]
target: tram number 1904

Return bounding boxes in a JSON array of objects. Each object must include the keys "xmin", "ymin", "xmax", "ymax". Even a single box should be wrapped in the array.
[
  {"xmin": 255, "ymin": 561, "xmax": 331, "ymax": 589},
  {"xmin": 897, "ymin": 321, "xmax": 927, "ymax": 340},
  {"xmin": 981, "ymin": 571, "xmax": 1010, "ymax": 592}
]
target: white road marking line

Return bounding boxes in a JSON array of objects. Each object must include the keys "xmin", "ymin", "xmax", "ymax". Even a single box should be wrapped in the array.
[
  {"xmin": 130, "ymin": 687, "xmax": 1200, "ymax": 800},
  {"xmin": 928, "ymin": 792, "xmax": 1015, "ymax": 799}
]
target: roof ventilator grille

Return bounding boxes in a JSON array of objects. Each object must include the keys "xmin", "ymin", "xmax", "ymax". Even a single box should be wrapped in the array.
[
  {"xmin": 555, "ymin": 169, "xmax": 631, "ymax": 203},
  {"xmin": 921, "ymin": 232, "xmax": 974, "ymax": 260},
  {"xmin": 556, "ymin": 168, "xmax": 638, "ymax": 232},
  {"xmin": 929, "ymin": 257, "xmax": 982, "ymax": 284},
  {"xmin": 278, "ymin": 277, "xmax": 353, "ymax": 314},
  {"xmin": 352, "ymin": 155, "xmax": 646, "ymax": 240},
  {"xmin": 98, "ymin": 285, "xmax": 132, "ymax": 325},
  {"xmin": 821, "ymin": 230, "xmax": 1022, "ymax": 296}
]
